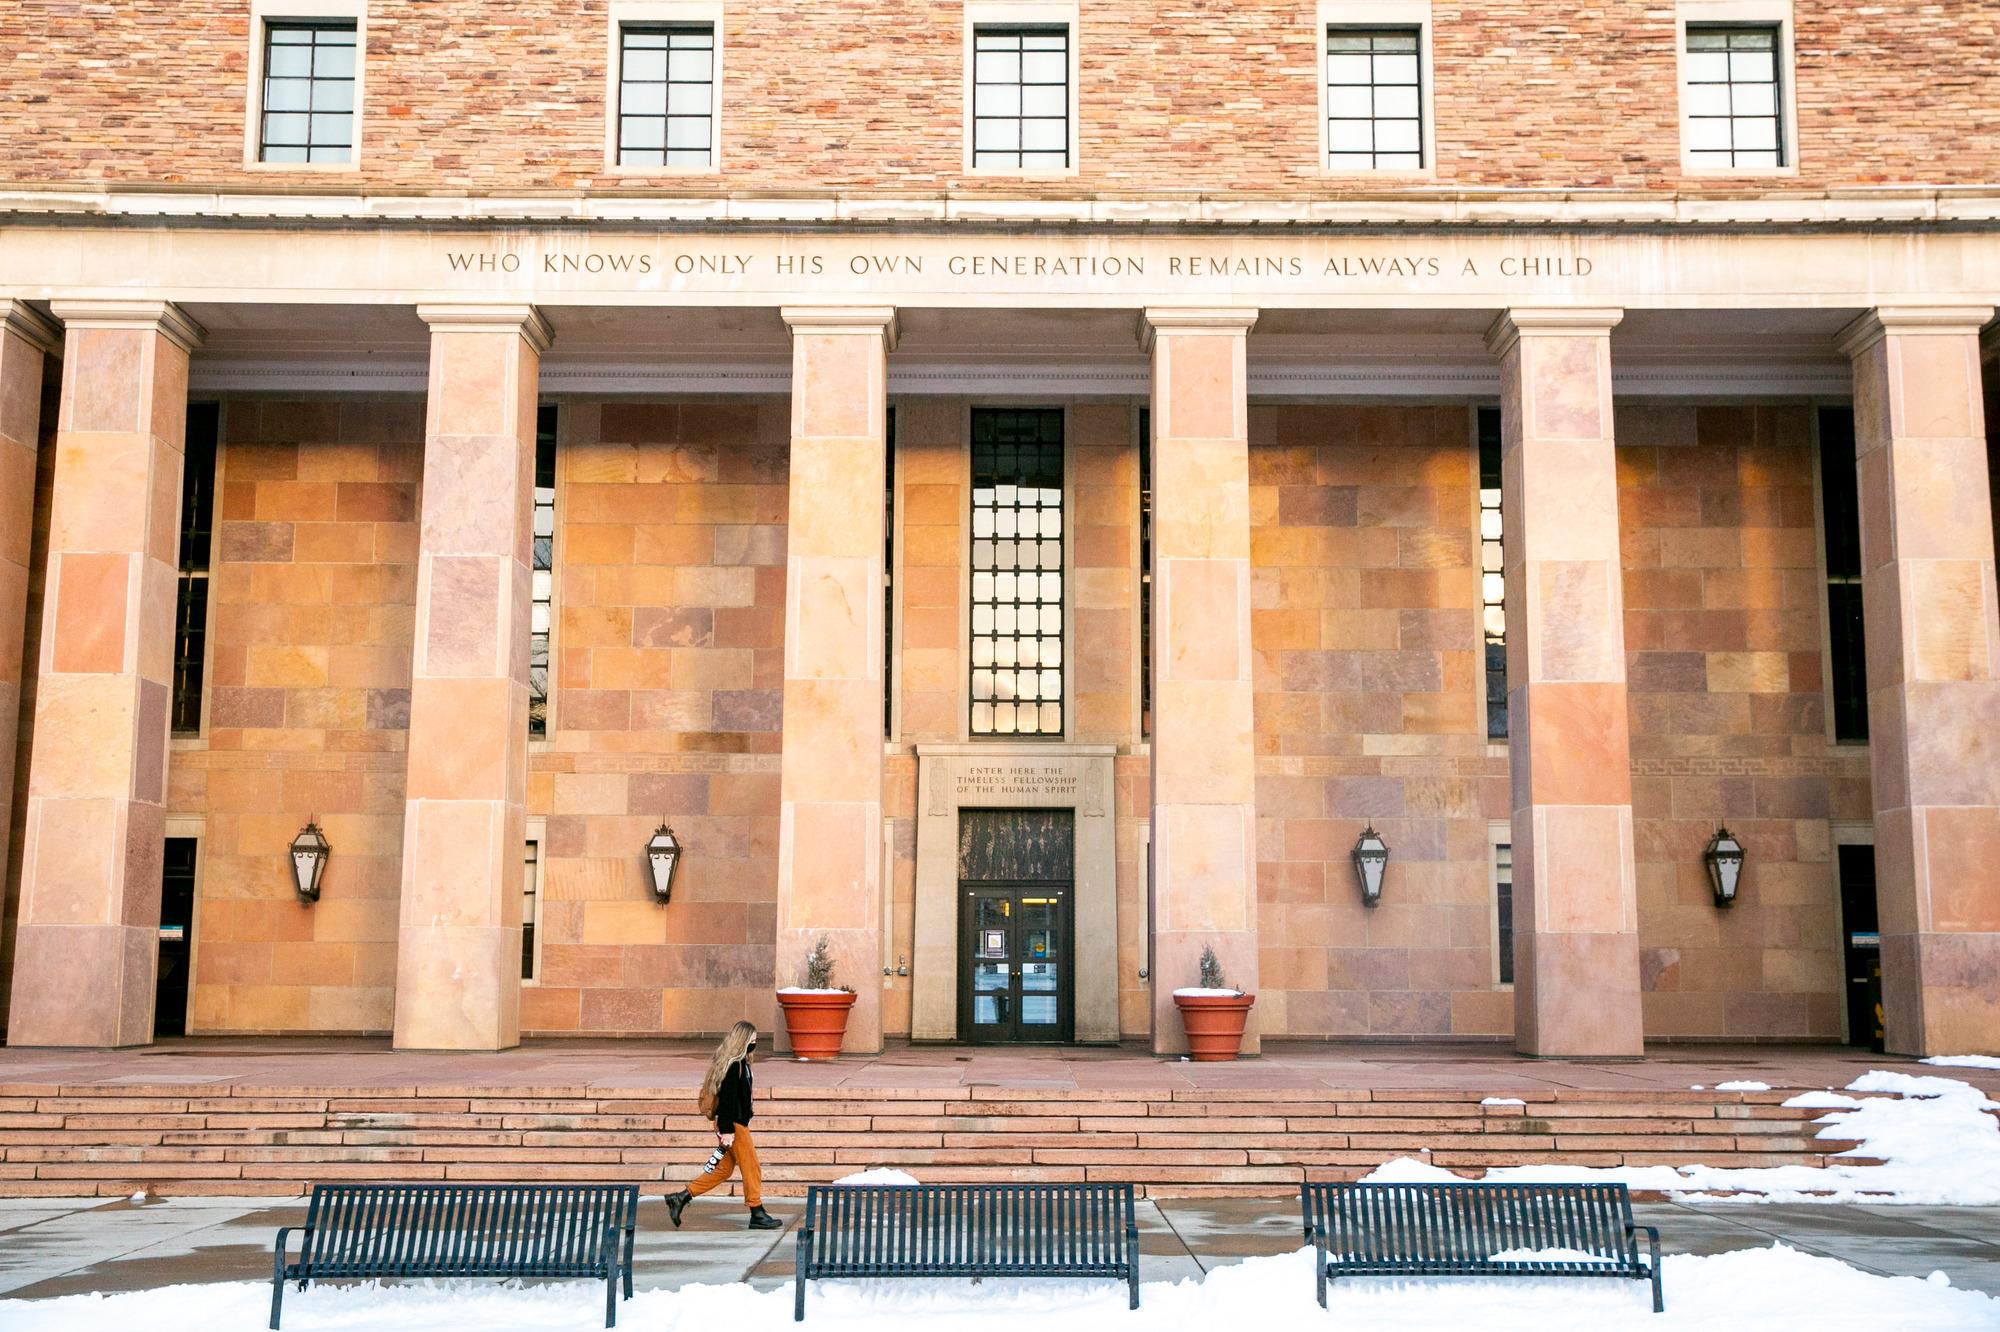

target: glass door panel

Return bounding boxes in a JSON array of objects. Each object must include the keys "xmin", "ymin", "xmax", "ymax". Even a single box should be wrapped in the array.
[
  {"xmin": 968, "ymin": 893, "xmax": 1015, "ymax": 1040},
  {"xmin": 1017, "ymin": 894, "xmax": 1062, "ymax": 1033}
]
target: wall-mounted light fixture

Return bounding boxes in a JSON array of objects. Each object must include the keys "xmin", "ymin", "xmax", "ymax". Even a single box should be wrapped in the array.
[
  {"xmin": 646, "ymin": 822, "xmax": 682, "ymax": 904},
  {"xmin": 289, "ymin": 818, "xmax": 330, "ymax": 903},
  {"xmin": 1704, "ymin": 826, "xmax": 1745, "ymax": 908},
  {"xmin": 1352, "ymin": 824, "xmax": 1390, "ymax": 908}
]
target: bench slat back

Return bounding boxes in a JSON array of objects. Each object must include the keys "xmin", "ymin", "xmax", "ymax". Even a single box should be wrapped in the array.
[
  {"xmin": 1304, "ymin": 1181, "xmax": 1640, "ymax": 1271},
  {"xmin": 297, "ymin": 1183, "xmax": 637, "ymax": 1279},
  {"xmin": 803, "ymin": 1184, "xmax": 1135, "ymax": 1277}
]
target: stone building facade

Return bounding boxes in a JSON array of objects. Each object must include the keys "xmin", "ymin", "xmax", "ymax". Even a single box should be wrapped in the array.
[{"xmin": 0, "ymin": 1, "xmax": 1997, "ymax": 1058}]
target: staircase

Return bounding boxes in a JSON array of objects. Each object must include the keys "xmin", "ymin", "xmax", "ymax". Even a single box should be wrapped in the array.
[{"xmin": 0, "ymin": 1081, "xmax": 1876, "ymax": 1198}]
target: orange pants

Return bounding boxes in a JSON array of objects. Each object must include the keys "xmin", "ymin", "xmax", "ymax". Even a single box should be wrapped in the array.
[{"xmin": 686, "ymin": 1124, "xmax": 762, "ymax": 1208}]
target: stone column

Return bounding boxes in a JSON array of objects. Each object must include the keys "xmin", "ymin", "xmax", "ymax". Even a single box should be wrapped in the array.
[
  {"xmin": 7, "ymin": 300, "xmax": 202, "ymax": 1047},
  {"xmin": 392, "ymin": 304, "xmax": 550, "ymax": 1051},
  {"xmin": 0, "ymin": 302, "xmax": 60, "ymax": 1035},
  {"xmin": 774, "ymin": 306, "xmax": 894, "ymax": 1053},
  {"xmin": 1838, "ymin": 306, "xmax": 2000, "ymax": 1056},
  {"xmin": 1142, "ymin": 308, "xmax": 1260, "ymax": 1055},
  {"xmin": 1486, "ymin": 308, "xmax": 1644, "ymax": 1058}
]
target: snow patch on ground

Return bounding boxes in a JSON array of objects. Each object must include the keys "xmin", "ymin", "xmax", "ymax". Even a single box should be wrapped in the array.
[
  {"xmin": 834, "ymin": 1169, "xmax": 923, "ymax": 1186},
  {"xmin": 1783, "ymin": 1091, "xmax": 1864, "ymax": 1110},
  {"xmin": 1480, "ymin": 1097, "xmax": 1527, "ymax": 1107},
  {"xmin": 1924, "ymin": 1055, "xmax": 2000, "ymax": 1070},
  {"xmin": 1363, "ymin": 1070, "xmax": 2000, "ymax": 1205},
  {"xmin": 3, "ymin": 1244, "xmax": 1993, "ymax": 1331},
  {"xmin": 1714, "ymin": 1081, "xmax": 1771, "ymax": 1092}
]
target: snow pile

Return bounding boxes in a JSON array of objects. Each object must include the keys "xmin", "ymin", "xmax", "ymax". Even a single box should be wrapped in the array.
[
  {"xmin": 1363, "ymin": 1070, "xmax": 2000, "ymax": 1204},
  {"xmin": 1924, "ymin": 1055, "xmax": 2000, "ymax": 1070},
  {"xmin": 834, "ymin": 1169, "xmax": 923, "ymax": 1187},
  {"xmin": 3, "ymin": 1243, "xmax": 1994, "ymax": 1331},
  {"xmin": 1480, "ymin": 1097, "xmax": 1526, "ymax": 1107},
  {"xmin": 1714, "ymin": 1081, "xmax": 1770, "ymax": 1092}
]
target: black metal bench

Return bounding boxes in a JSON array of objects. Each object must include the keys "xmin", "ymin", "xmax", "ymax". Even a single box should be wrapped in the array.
[
  {"xmin": 270, "ymin": 1182, "xmax": 639, "ymax": 1328},
  {"xmin": 1302, "ymin": 1180, "xmax": 1662, "ymax": 1312},
  {"xmin": 794, "ymin": 1182, "xmax": 1139, "ymax": 1321}
]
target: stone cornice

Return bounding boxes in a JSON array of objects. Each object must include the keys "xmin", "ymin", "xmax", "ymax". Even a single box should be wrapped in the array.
[
  {"xmin": 0, "ymin": 298, "xmax": 60, "ymax": 355},
  {"xmin": 414, "ymin": 302, "xmax": 555, "ymax": 353},
  {"xmin": 1835, "ymin": 304, "xmax": 1997, "ymax": 359},
  {"xmin": 1482, "ymin": 307, "xmax": 1625, "ymax": 357},
  {"xmin": 45, "ymin": 299, "xmax": 206, "ymax": 353},
  {"xmin": 9, "ymin": 186, "xmax": 2000, "ymax": 231}
]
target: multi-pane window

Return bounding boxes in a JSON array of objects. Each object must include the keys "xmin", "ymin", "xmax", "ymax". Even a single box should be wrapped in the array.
[
  {"xmin": 171, "ymin": 404, "xmax": 220, "ymax": 735},
  {"xmin": 1494, "ymin": 842, "xmax": 1514, "ymax": 986},
  {"xmin": 1685, "ymin": 25, "xmax": 1784, "ymax": 168},
  {"xmin": 529, "ymin": 405, "xmax": 557, "ymax": 739},
  {"xmin": 885, "ymin": 408, "xmax": 896, "ymax": 738},
  {"xmin": 618, "ymin": 23, "xmax": 715, "ymax": 167},
  {"xmin": 1478, "ymin": 408, "xmax": 1507, "ymax": 741},
  {"xmin": 259, "ymin": 21, "xmax": 357, "ymax": 164},
  {"xmin": 1818, "ymin": 407, "xmax": 1868, "ymax": 743},
  {"xmin": 972, "ymin": 26, "xmax": 1070, "ymax": 170},
  {"xmin": 521, "ymin": 839, "xmax": 540, "ymax": 982},
  {"xmin": 971, "ymin": 408, "xmax": 1065, "ymax": 737},
  {"xmin": 1325, "ymin": 28, "xmax": 1422, "ymax": 170},
  {"xmin": 1138, "ymin": 409, "xmax": 1153, "ymax": 739}
]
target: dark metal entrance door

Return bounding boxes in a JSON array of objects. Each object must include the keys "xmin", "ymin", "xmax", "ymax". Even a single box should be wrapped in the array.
[
  {"xmin": 154, "ymin": 838, "xmax": 197, "ymax": 1038},
  {"xmin": 1838, "ymin": 844, "xmax": 1883, "ymax": 1051},
  {"xmin": 957, "ymin": 809, "xmax": 1074, "ymax": 1044}
]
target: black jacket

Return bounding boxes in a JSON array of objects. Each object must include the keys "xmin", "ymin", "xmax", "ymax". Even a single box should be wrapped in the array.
[{"xmin": 713, "ymin": 1058, "xmax": 754, "ymax": 1134}]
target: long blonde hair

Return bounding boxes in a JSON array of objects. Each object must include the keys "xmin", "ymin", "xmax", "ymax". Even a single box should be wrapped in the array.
[{"xmin": 698, "ymin": 1020, "xmax": 758, "ymax": 1121}]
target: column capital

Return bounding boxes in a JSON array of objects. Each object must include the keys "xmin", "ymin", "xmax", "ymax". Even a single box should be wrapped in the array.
[
  {"xmin": 780, "ymin": 305, "xmax": 898, "ymax": 350},
  {"xmin": 0, "ymin": 299, "xmax": 61, "ymax": 356},
  {"xmin": 1138, "ymin": 306, "xmax": 1258, "ymax": 350},
  {"xmin": 1837, "ymin": 304, "xmax": 1997, "ymax": 359},
  {"xmin": 1483, "ymin": 306, "xmax": 1624, "ymax": 358},
  {"xmin": 46, "ymin": 298, "xmax": 205, "ymax": 354},
  {"xmin": 415, "ymin": 302, "xmax": 554, "ymax": 352}
]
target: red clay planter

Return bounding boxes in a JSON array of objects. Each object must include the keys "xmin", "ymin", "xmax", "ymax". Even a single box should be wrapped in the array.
[
  {"xmin": 777, "ymin": 990, "xmax": 856, "ymax": 1061},
  {"xmin": 1173, "ymin": 992, "xmax": 1257, "ymax": 1061}
]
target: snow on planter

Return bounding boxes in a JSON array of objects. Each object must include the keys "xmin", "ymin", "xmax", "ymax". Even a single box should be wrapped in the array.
[{"xmin": 1361, "ymin": 1070, "xmax": 2000, "ymax": 1205}]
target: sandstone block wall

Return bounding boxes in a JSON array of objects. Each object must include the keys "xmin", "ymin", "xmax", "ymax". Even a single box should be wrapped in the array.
[{"xmin": 3, "ymin": 2, "xmax": 1996, "ymax": 194}]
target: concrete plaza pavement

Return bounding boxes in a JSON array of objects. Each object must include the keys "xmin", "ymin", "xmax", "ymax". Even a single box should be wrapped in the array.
[{"xmin": 3, "ymin": 1193, "xmax": 1998, "ymax": 1305}]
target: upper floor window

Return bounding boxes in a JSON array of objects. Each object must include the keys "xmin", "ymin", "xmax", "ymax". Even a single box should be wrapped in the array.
[
  {"xmin": 1325, "ymin": 27, "xmax": 1423, "ymax": 170},
  {"xmin": 617, "ymin": 22, "xmax": 716, "ymax": 167},
  {"xmin": 971, "ymin": 408, "xmax": 1065, "ymax": 737},
  {"xmin": 258, "ymin": 20, "xmax": 357, "ymax": 163},
  {"xmin": 971, "ymin": 25, "xmax": 1071, "ymax": 170},
  {"xmin": 1684, "ymin": 24, "xmax": 1785, "ymax": 168}
]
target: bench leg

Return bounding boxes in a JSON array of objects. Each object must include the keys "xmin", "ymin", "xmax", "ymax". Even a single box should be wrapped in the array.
[
  {"xmin": 268, "ymin": 1277, "xmax": 283, "ymax": 1331},
  {"xmin": 1129, "ymin": 1263, "xmax": 1140, "ymax": 1311},
  {"xmin": 606, "ymin": 1267, "xmax": 618, "ymax": 1329},
  {"xmin": 794, "ymin": 1276, "xmax": 807, "ymax": 1323},
  {"xmin": 624, "ymin": 1224, "xmax": 636, "ymax": 1299}
]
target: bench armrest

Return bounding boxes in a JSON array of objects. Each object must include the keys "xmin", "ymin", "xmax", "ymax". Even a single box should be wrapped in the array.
[{"xmin": 272, "ymin": 1226, "xmax": 311, "ymax": 1272}]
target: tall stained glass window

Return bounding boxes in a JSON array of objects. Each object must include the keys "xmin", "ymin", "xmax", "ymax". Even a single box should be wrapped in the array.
[
  {"xmin": 971, "ymin": 408, "xmax": 1064, "ymax": 737},
  {"xmin": 529, "ymin": 405, "xmax": 556, "ymax": 738},
  {"xmin": 1478, "ymin": 407, "xmax": 1507, "ymax": 740},
  {"xmin": 171, "ymin": 404, "xmax": 220, "ymax": 735}
]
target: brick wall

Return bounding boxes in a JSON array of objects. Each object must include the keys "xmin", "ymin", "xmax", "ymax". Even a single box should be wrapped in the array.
[
  {"xmin": 1619, "ymin": 405, "xmax": 1866, "ymax": 1041},
  {"xmin": 176, "ymin": 398, "xmax": 421, "ymax": 1034},
  {"xmin": 3, "ymin": 2, "xmax": 1996, "ymax": 194},
  {"xmin": 1249, "ymin": 405, "xmax": 1504, "ymax": 1040},
  {"xmin": 524, "ymin": 400, "xmax": 787, "ymax": 1037}
]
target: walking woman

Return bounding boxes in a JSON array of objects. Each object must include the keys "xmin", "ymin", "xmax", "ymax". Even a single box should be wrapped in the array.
[{"xmin": 666, "ymin": 1020, "xmax": 782, "ymax": 1230}]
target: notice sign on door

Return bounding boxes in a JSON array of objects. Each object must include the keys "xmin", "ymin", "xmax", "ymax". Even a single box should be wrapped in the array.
[{"xmin": 981, "ymin": 930, "xmax": 1006, "ymax": 958}]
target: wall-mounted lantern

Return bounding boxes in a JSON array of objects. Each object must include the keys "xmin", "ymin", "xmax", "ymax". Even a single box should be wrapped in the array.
[
  {"xmin": 1704, "ymin": 826, "xmax": 1745, "ymax": 908},
  {"xmin": 1352, "ymin": 824, "xmax": 1390, "ymax": 908},
  {"xmin": 646, "ymin": 822, "xmax": 682, "ymax": 904},
  {"xmin": 289, "ymin": 819, "xmax": 330, "ymax": 903}
]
